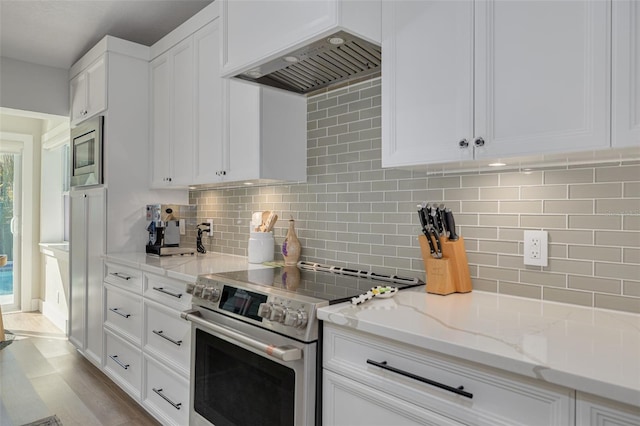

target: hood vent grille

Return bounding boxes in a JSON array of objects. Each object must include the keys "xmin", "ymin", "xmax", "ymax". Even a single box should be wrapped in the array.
[{"xmin": 235, "ymin": 31, "xmax": 381, "ymax": 94}]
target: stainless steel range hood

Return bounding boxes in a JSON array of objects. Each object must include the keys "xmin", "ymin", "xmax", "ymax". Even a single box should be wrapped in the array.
[{"xmin": 233, "ymin": 31, "xmax": 381, "ymax": 95}]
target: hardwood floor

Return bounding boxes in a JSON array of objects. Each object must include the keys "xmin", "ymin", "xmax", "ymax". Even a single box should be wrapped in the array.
[{"xmin": 0, "ymin": 312, "xmax": 160, "ymax": 426}]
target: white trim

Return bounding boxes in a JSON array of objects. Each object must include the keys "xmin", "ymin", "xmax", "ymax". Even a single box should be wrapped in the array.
[
  {"xmin": 0, "ymin": 131, "xmax": 34, "ymax": 313},
  {"xmin": 42, "ymin": 121, "xmax": 70, "ymax": 150}
]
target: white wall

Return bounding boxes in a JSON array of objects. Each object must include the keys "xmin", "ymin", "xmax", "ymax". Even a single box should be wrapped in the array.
[{"xmin": 0, "ymin": 57, "xmax": 69, "ymax": 117}]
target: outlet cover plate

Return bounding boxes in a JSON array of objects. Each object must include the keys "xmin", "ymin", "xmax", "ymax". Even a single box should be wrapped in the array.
[{"xmin": 524, "ymin": 230, "xmax": 548, "ymax": 267}]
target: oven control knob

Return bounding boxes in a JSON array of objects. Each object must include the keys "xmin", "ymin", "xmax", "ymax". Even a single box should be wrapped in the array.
[
  {"xmin": 257, "ymin": 302, "xmax": 272, "ymax": 319},
  {"xmin": 202, "ymin": 286, "xmax": 213, "ymax": 299},
  {"xmin": 208, "ymin": 287, "xmax": 221, "ymax": 302},
  {"xmin": 284, "ymin": 309, "xmax": 308, "ymax": 328},
  {"xmin": 193, "ymin": 284, "xmax": 205, "ymax": 298},
  {"xmin": 269, "ymin": 305, "xmax": 286, "ymax": 323},
  {"xmin": 185, "ymin": 283, "xmax": 196, "ymax": 294}
]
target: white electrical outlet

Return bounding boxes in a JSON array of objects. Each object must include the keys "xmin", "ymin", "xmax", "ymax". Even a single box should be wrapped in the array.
[
  {"xmin": 524, "ymin": 230, "xmax": 548, "ymax": 267},
  {"xmin": 206, "ymin": 218, "xmax": 214, "ymax": 235}
]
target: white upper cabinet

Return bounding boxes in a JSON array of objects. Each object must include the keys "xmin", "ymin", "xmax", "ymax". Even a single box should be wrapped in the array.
[
  {"xmin": 474, "ymin": 0, "xmax": 610, "ymax": 159},
  {"xmin": 381, "ymin": 0, "xmax": 474, "ymax": 167},
  {"xmin": 193, "ymin": 20, "xmax": 225, "ymax": 185},
  {"xmin": 70, "ymin": 54, "xmax": 107, "ymax": 127},
  {"xmin": 150, "ymin": 37, "xmax": 195, "ymax": 188},
  {"xmin": 382, "ymin": 0, "xmax": 611, "ymax": 168},
  {"xmin": 221, "ymin": 0, "xmax": 381, "ymax": 78},
  {"xmin": 612, "ymin": 0, "xmax": 640, "ymax": 148},
  {"xmin": 150, "ymin": 3, "xmax": 307, "ymax": 188}
]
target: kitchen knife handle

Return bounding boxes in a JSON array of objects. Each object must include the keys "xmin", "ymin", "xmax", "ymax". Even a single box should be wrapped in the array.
[{"xmin": 444, "ymin": 209, "xmax": 459, "ymax": 241}]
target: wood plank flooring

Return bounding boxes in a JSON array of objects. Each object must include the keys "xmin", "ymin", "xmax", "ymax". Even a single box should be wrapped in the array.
[{"xmin": 0, "ymin": 312, "xmax": 160, "ymax": 426}]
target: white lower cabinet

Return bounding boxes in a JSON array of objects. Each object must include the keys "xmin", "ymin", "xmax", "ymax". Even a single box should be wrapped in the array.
[
  {"xmin": 104, "ymin": 328, "xmax": 143, "ymax": 400},
  {"xmin": 143, "ymin": 299, "xmax": 191, "ymax": 377},
  {"xmin": 324, "ymin": 369, "xmax": 463, "ymax": 426},
  {"xmin": 143, "ymin": 355, "xmax": 190, "ymax": 426},
  {"xmin": 104, "ymin": 284, "xmax": 143, "ymax": 345},
  {"xmin": 576, "ymin": 392, "xmax": 640, "ymax": 426},
  {"xmin": 323, "ymin": 324, "xmax": 575, "ymax": 426},
  {"xmin": 103, "ymin": 260, "xmax": 192, "ymax": 424}
]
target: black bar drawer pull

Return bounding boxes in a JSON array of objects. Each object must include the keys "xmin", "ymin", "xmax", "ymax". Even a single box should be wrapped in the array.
[
  {"xmin": 109, "ymin": 355, "xmax": 130, "ymax": 370},
  {"xmin": 153, "ymin": 388, "xmax": 182, "ymax": 410},
  {"xmin": 109, "ymin": 307, "xmax": 131, "ymax": 318},
  {"xmin": 153, "ymin": 330, "xmax": 182, "ymax": 346},
  {"xmin": 153, "ymin": 286, "xmax": 183, "ymax": 299},
  {"xmin": 110, "ymin": 272, "xmax": 132, "ymax": 281},
  {"xmin": 366, "ymin": 359, "xmax": 473, "ymax": 399}
]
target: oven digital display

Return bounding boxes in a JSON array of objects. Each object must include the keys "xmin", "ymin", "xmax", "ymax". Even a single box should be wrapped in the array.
[{"xmin": 219, "ymin": 286, "xmax": 267, "ymax": 322}]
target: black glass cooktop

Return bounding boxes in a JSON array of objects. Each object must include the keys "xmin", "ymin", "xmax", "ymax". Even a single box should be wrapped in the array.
[{"xmin": 209, "ymin": 265, "xmax": 424, "ymax": 305}]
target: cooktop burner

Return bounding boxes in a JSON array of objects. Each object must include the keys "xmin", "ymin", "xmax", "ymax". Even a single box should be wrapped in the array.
[{"xmin": 207, "ymin": 261, "xmax": 424, "ymax": 305}]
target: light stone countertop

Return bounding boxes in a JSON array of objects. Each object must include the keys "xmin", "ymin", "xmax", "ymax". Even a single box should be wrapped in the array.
[
  {"xmin": 317, "ymin": 287, "xmax": 640, "ymax": 407},
  {"xmin": 103, "ymin": 251, "xmax": 271, "ymax": 282}
]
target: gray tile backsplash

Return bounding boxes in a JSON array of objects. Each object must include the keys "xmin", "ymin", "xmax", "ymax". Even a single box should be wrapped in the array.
[{"xmin": 190, "ymin": 77, "xmax": 640, "ymax": 314}]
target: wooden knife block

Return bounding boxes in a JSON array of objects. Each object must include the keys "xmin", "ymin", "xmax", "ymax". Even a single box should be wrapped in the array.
[{"xmin": 418, "ymin": 235, "xmax": 472, "ymax": 295}]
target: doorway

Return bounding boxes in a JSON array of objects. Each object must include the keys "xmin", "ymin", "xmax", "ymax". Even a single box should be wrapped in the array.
[{"xmin": 0, "ymin": 145, "xmax": 23, "ymax": 312}]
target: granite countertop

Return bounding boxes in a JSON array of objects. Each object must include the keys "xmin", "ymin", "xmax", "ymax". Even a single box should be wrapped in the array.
[
  {"xmin": 103, "ymin": 251, "xmax": 270, "ymax": 282},
  {"xmin": 317, "ymin": 287, "xmax": 640, "ymax": 407}
]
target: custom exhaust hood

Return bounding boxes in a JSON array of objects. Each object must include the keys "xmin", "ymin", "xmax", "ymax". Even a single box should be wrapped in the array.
[{"xmin": 233, "ymin": 30, "xmax": 381, "ymax": 95}]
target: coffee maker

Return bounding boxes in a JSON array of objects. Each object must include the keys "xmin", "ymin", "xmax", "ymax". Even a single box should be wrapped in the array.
[{"xmin": 146, "ymin": 204, "xmax": 196, "ymax": 256}]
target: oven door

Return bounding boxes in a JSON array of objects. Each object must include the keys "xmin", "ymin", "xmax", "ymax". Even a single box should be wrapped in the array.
[{"xmin": 183, "ymin": 307, "xmax": 317, "ymax": 426}]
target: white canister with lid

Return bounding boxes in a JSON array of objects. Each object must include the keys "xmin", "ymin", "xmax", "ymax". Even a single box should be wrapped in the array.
[{"xmin": 248, "ymin": 231, "xmax": 274, "ymax": 263}]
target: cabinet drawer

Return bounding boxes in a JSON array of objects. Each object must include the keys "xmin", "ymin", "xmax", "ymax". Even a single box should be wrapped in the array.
[
  {"xmin": 323, "ymin": 370, "xmax": 464, "ymax": 426},
  {"xmin": 143, "ymin": 273, "xmax": 191, "ymax": 310},
  {"xmin": 143, "ymin": 300, "xmax": 191, "ymax": 377},
  {"xmin": 104, "ymin": 284, "xmax": 143, "ymax": 345},
  {"xmin": 143, "ymin": 355, "xmax": 190, "ymax": 426},
  {"xmin": 323, "ymin": 324, "xmax": 574, "ymax": 426},
  {"xmin": 104, "ymin": 262, "xmax": 142, "ymax": 293},
  {"xmin": 104, "ymin": 329, "xmax": 142, "ymax": 400}
]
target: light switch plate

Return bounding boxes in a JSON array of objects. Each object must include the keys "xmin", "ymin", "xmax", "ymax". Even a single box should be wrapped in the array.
[{"xmin": 524, "ymin": 230, "xmax": 548, "ymax": 266}]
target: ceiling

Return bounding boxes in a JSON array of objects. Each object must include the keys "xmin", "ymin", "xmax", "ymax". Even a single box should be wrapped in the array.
[{"xmin": 0, "ymin": 0, "xmax": 213, "ymax": 70}]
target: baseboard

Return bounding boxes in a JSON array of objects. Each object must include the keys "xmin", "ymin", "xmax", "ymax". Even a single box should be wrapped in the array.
[{"xmin": 41, "ymin": 301, "xmax": 68, "ymax": 333}]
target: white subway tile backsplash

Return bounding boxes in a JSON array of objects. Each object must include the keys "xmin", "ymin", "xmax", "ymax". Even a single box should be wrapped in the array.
[{"xmin": 188, "ymin": 77, "xmax": 639, "ymax": 313}]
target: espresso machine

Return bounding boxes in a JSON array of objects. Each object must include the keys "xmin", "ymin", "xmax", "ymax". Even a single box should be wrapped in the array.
[{"xmin": 146, "ymin": 204, "xmax": 196, "ymax": 256}]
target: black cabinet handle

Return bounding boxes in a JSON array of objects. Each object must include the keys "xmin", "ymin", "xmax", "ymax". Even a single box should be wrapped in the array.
[
  {"xmin": 153, "ymin": 286, "xmax": 182, "ymax": 299},
  {"xmin": 366, "ymin": 359, "xmax": 473, "ymax": 399},
  {"xmin": 109, "ymin": 307, "xmax": 131, "ymax": 318},
  {"xmin": 109, "ymin": 355, "xmax": 130, "ymax": 370},
  {"xmin": 153, "ymin": 388, "xmax": 182, "ymax": 410},
  {"xmin": 153, "ymin": 329, "xmax": 182, "ymax": 346}
]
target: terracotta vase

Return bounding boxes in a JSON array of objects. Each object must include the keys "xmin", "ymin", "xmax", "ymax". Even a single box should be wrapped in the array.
[{"xmin": 282, "ymin": 218, "xmax": 301, "ymax": 266}]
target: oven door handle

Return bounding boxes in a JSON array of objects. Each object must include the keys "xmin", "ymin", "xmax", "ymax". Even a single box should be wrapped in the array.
[{"xmin": 181, "ymin": 308, "xmax": 302, "ymax": 362}]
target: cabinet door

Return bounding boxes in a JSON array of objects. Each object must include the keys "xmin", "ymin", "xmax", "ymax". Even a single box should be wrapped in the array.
[
  {"xmin": 69, "ymin": 187, "xmax": 105, "ymax": 365},
  {"xmin": 170, "ymin": 39, "xmax": 194, "ymax": 185},
  {"xmin": 69, "ymin": 191, "xmax": 87, "ymax": 350},
  {"xmin": 225, "ymin": 80, "xmax": 261, "ymax": 182},
  {"xmin": 474, "ymin": 0, "xmax": 610, "ymax": 159},
  {"xmin": 70, "ymin": 72, "xmax": 88, "ymax": 125},
  {"xmin": 576, "ymin": 391, "xmax": 640, "ymax": 426},
  {"xmin": 84, "ymin": 187, "xmax": 106, "ymax": 366},
  {"xmin": 193, "ymin": 19, "xmax": 225, "ymax": 184},
  {"xmin": 85, "ymin": 55, "xmax": 107, "ymax": 120},
  {"xmin": 150, "ymin": 55, "xmax": 173, "ymax": 187},
  {"xmin": 381, "ymin": 0, "xmax": 474, "ymax": 167},
  {"xmin": 612, "ymin": 0, "xmax": 640, "ymax": 148}
]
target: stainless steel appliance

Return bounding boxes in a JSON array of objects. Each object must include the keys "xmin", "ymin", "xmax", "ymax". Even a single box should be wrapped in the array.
[
  {"xmin": 70, "ymin": 115, "xmax": 103, "ymax": 187},
  {"xmin": 182, "ymin": 262, "xmax": 423, "ymax": 426},
  {"xmin": 234, "ymin": 30, "xmax": 381, "ymax": 94},
  {"xmin": 146, "ymin": 204, "xmax": 196, "ymax": 256}
]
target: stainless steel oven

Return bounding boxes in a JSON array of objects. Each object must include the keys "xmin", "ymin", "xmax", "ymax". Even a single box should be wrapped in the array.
[
  {"xmin": 181, "ymin": 262, "xmax": 423, "ymax": 426},
  {"xmin": 183, "ymin": 307, "xmax": 317, "ymax": 426}
]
